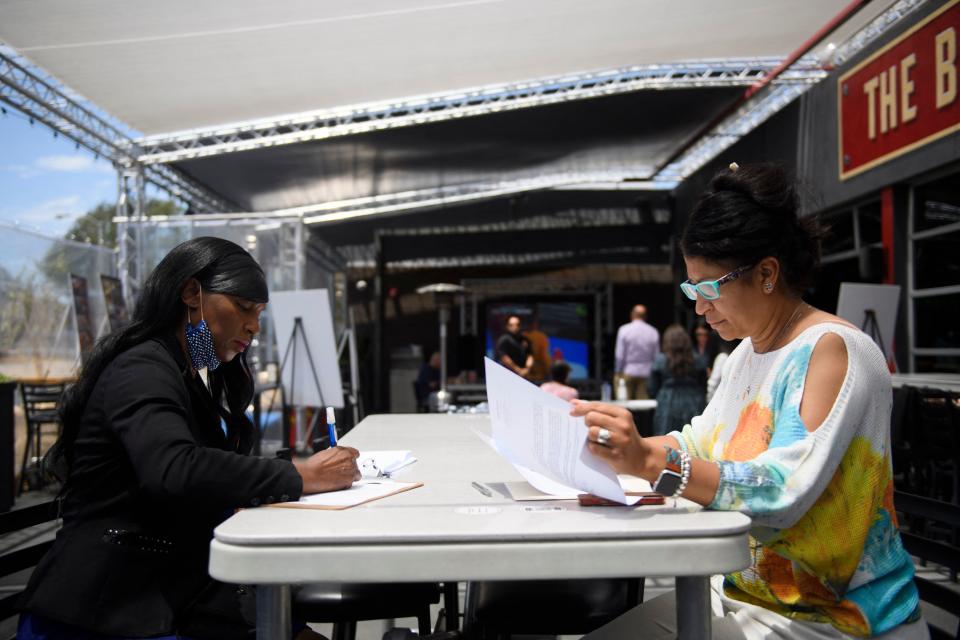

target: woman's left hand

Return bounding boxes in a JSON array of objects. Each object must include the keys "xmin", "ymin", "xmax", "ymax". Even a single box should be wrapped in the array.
[{"xmin": 570, "ymin": 400, "xmax": 650, "ymax": 476}]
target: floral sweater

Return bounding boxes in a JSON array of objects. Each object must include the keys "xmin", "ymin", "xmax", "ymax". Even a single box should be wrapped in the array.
[{"xmin": 670, "ymin": 323, "xmax": 920, "ymax": 637}]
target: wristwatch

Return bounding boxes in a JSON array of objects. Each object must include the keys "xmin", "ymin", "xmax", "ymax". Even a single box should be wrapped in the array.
[{"xmin": 653, "ymin": 451, "xmax": 683, "ymax": 496}]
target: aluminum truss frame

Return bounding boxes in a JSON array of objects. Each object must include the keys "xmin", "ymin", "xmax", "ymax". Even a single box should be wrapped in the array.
[
  {"xmin": 830, "ymin": 0, "xmax": 929, "ymax": 67},
  {"xmin": 116, "ymin": 167, "xmax": 147, "ymax": 305},
  {"xmin": 300, "ymin": 174, "xmax": 675, "ymax": 225},
  {"xmin": 134, "ymin": 58, "xmax": 825, "ymax": 165},
  {"xmin": 654, "ymin": 0, "xmax": 931, "ymax": 181},
  {"xmin": 0, "ymin": 45, "xmax": 238, "ymax": 213}
]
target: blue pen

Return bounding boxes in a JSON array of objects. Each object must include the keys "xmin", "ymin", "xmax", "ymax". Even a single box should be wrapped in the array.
[{"xmin": 326, "ymin": 407, "xmax": 338, "ymax": 447}]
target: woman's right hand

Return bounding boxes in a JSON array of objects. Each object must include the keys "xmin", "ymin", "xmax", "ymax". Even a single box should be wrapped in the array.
[
  {"xmin": 569, "ymin": 400, "xmax": 652, "ymax": 478},
  {"xmin": 293, "ymin": 446, "xmax": 361, "ymax": 494}
]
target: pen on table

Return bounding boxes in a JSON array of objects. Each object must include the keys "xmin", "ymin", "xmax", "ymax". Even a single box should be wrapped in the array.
[
  {"xmin": 471, "ymin": 481, "xmax": 493, "ymax": 498},
  {"xmin": 326, "ymin": 407, "xmax": 338, "ymax": 447}
]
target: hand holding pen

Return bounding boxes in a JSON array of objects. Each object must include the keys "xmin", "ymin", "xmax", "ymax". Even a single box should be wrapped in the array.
[{"xmin": 294, "ymin": 446, "xmax": 360, "ymax": 493}]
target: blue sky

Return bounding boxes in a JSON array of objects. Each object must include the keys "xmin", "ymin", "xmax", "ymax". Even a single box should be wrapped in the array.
[{"xmin": 0, "ymin": 109, "xmax": 119, "ymax": 238}]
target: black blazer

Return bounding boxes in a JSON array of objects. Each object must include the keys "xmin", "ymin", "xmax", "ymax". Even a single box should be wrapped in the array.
[{"xmin": 21, "ymin": 335, "xmax": 302, "ymax": 637}]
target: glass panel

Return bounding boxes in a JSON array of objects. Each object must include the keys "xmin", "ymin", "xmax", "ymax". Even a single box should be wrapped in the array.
[
  {"xmin": 914, "ymin": 294, "xmax": 960, "ymax": 349},
  {"xmin": 821, "ymin": 209, "xmax": 855, "ymax": 255},
  {"xmin": 913, "ymin": 355, "xmax": 960, "ymax": 374},
  {"xmin": 914, "ymin": 230, "xmax": 960, "ymax": 290},
  {"xmin": 0, "ymin": 225, "xmax": 116, "ymax": 379},
  {"xmin": 914, "ymin": 173, "xmax": 960, "ymax": 232},
  {"xmin": 858, "ymin": 200, "xmax": 882, "ymax": 246}
]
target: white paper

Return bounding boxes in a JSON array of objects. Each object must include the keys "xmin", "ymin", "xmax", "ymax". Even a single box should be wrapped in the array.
[
  {"xmin": 269, "ymin": 289, "xmax": 343, "ymax": 408},
  {"xmin": 291, "ymin": 480, "xmax": 418, "ymax": 508},
  {"xmin": 503, "ymin": 481, "xmax": 580, "ymax": 501},
  {"xmin": 484, "ymin": 357, "xmax": 639, "ymax": 505},
  {"xmin": 358, "ymin": 450, "xmax": 417, "ymax": 478}
]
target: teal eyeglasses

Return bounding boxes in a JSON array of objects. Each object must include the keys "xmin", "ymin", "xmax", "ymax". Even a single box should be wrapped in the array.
[{"xmin": 680, "ymin": 264, "xmax": 754, "ymax": 301}]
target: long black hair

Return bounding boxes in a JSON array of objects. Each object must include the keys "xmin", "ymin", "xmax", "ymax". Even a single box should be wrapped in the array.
[
  {"xmin": 50, "ymin": 237, "xmax": 269, "ymax": 476},
  {"xmin": 662, "ymin": 324, "xmax": 695, "ymax": 378}
]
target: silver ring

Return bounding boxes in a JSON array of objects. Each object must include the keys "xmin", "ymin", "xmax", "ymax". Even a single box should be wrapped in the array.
[{"xmin": 597, "ymin": 428, "xmax": 611, "ymax": 445}]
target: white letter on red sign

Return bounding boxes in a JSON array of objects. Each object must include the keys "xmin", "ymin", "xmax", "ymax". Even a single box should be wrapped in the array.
[{"xmin": 936, "ymin": 27, "xmax": 957, "ymax": 109}]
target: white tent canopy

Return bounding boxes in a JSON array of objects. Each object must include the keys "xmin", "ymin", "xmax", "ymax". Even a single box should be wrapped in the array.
[{"xmin": 2, "ymin": 0, "xmax": 877, "ymax": 137}]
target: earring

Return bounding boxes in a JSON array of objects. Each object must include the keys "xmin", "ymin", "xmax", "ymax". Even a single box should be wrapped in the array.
[{"xmin": 764, "ymin": 282, "xmax": 774, "ymax": 293}]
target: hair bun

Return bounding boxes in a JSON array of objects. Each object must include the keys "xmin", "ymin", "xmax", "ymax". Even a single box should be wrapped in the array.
[{"xmin": 710, "ymin": 163, "xmax": 796, "ymax": 220}]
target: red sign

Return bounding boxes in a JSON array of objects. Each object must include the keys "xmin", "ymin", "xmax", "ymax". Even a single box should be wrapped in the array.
[{"xmin": 838, "ymin": 0, "xmax": 960, "ymax": 180}]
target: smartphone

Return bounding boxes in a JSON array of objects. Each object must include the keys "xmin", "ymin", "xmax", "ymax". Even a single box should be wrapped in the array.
[{"xmin": 577, "ymin": 492, "xmax": 666, "ymax": 507}]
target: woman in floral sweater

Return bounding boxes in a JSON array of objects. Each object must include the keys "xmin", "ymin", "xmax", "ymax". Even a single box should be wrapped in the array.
[{"xmin": 575, "ymin": 164, "xmax": 925, "ymax": 639}]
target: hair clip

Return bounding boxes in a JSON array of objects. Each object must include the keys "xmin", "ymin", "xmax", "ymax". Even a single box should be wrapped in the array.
[{"xmin": 728, "ymin": 162, "xmax": 739, "ymax": 172}]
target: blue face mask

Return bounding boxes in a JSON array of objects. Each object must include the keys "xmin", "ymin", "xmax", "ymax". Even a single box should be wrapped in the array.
[{"xmin": 185, "ymin": 286, "xmax": 221, "ymax": 371}]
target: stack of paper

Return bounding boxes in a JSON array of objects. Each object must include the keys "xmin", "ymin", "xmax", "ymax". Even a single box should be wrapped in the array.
[
  {"xmin": 484, "ymin": 357, "xmax": 644, "ymax": 506},
  {"xmin": 358, "ymin": 450, "xmax": 417, "ymax": 478},
  {"xmin": 272, "ymin": 480, "xmax": 422, "ymax": 510}
]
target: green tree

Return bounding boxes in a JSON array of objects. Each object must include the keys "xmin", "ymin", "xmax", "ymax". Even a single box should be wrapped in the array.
[{"xmin": 64, "ymin": 198, "xmax": 183, "ymax": 248}]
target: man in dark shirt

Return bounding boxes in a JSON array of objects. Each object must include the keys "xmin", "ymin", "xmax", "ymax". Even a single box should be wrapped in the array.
[{"xmin": 495, "ymin": 315, "xmax": 534, "ymax": 379}]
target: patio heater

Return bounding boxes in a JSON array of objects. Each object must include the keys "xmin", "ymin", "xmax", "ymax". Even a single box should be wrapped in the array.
[{"xmin": 416, "ymin": 283, "xmax": 467, "ymax": 411}]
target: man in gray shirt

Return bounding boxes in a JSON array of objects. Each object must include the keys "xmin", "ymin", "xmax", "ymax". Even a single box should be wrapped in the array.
[{"xmin": 614, "ymin": 304, "xmax": 660, "ymax": 400}]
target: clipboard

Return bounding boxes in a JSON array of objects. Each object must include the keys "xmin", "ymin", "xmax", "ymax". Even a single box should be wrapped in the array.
[{"xmin": 268, "ymin": 480, "xmax": 423, "ymax": 511}]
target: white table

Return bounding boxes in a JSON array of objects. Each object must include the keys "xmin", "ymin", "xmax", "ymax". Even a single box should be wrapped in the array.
[{"xmin": 210, "ymin": 414, "xmax": 750, "ymax": 639}]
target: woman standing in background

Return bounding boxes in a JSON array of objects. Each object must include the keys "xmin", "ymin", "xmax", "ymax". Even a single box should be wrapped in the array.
[{"xmin": 648, "ymin": 324, "xmax": 707, "ymax": 436}]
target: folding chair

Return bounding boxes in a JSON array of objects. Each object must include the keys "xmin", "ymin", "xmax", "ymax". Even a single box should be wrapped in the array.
[{"xmin": 17, "ymin": 384, "xmax": 65, "ymax": 495}]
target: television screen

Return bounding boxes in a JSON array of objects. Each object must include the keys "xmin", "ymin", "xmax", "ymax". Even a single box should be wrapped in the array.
[{"xmin": 485, "ymin": 300, "xmax": 591, "ymax": 380}]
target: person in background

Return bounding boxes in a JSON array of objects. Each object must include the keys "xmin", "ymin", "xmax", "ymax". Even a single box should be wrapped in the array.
[
  {"xmin": 614, "ymin": 304, "xmax": 660, "ymax": 399},
  {"xmin": 540, "ymin": 361, "xmax": 579, "ymax": 402},
  {"xmin": 574, "ymin": 163, "xmax": 924, "ymax": 638},
  {"xmin": 523, "ymin": 316, "xmax": 552, "ymax": 382},
  {"xmin": 18, "ymin": 237, "xmax": 360, "ymax": 640},
  {"xmin": 693, "ymin": 323, "xmax": 713, "ymax": 371},
  {"xmin": 495, "ymin": 314, "xmax": 534, "ymax": 379},
  {"xmin": 415, "ymin": 350, "xmax": 442, "ymax": 411},
  {"xmin": 706, "ymin": 337, "xmax": 737, "ymax": 404},
  {"xmin": 648, "ymin": 324, "xmax": 707, "ymax": 436}
]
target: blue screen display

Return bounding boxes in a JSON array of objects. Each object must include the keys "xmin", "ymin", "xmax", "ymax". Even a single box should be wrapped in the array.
[{"xmin": 485, "ymin": 301, "xmax": 590, "ymax": 379}]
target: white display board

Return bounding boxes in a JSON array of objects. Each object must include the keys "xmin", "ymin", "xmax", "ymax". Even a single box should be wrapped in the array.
[
  {"xmin": 270, "ymin": 289, "xmax": 343, "ymax": 408},
  {"xmin": 836, "ymin": 282, "xmax": 900, "ymax": 362}
]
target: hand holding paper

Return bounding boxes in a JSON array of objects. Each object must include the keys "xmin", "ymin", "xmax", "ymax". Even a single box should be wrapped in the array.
[{"xmin": 483, "ymin": 357, "xmax": 643, "ymax": 505}]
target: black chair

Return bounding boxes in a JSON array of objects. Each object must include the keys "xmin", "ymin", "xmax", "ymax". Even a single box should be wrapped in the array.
[
  {"xmin": 0, "ymin": 499, "xmax": 59, "ymax": 639},
  {"xmin": 894, "ymin": 491, "xmax": 960, "ymax": 640},
  {"xmin": 293, "ymin": 581, "xmax": 458, "ymax": 640},
  {"xmin": 463, "ymin": 578, "xmax": 644, "ymax": 639},
  {"xmin": 17, "ymin": 384, "xmax": 65, "ymax": 495}
]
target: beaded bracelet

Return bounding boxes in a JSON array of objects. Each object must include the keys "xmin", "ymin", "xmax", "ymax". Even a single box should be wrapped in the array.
[{"xmin": 676, "ymin": 451, "xmax": 691, "ymax": 498}]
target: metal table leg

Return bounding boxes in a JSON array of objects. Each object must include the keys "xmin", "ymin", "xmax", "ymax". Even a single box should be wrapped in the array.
[
  {"xmin": 676, "ymin": 576, "xmax": 711, "ymax": 640},
  {"xmin": 257, "ymin": 584, "xmax": 291, "ymax": 639}
]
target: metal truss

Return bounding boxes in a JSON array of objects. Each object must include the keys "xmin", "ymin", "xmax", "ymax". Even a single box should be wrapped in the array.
[
  {"xmin": 654, "ymin": 0, "xmax": 931, "ymax": 181},
  {"xmin": 655, "ymin": 82, "xmax": 816, "ymax": 181},
  {"xmin": 830, "ymin": 0, "xmax": 929, "ymax": 67},
  {"xmin": 299, "ymin": 174, "xmax": 676, "ymax": 225},
  {"xmin": 0, "ymin": 44, "xmax": 237, "ymax": 213},
  {"xmin": 116, "ymin": 168, "xmax": 146, "ymax": 305},
  {"xmin": 134, "ymin": 57, "xmax": 826, "ymax": 165}
]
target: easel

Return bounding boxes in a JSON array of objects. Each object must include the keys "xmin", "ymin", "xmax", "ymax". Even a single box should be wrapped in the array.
[
  {"xmin": 862, "ymin": 308, "xmax": 897, "ymax": 372},
  {"xmin": 266, "ymin": 317, "xmax": 327, "ymax": 454},
  {"xmin": 337, "ymin": 310, "xmax": 363, "ymax": 426}
]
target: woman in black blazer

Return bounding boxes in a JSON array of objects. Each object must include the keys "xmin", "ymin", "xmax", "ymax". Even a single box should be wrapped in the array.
[{"xmin": 18, "ymin": 237, "xmax": 359, "ymax": 639}]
